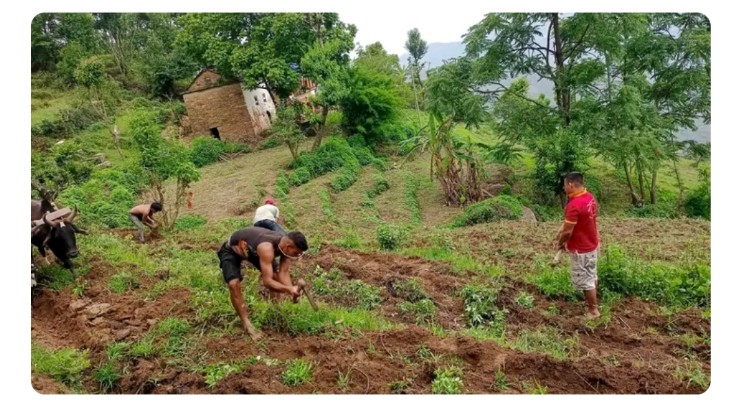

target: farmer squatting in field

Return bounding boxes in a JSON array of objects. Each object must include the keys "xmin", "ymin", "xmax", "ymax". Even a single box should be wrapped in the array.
[{"xmin": 217, "ymin": 226, "xmax": 309, "ymax": 340}]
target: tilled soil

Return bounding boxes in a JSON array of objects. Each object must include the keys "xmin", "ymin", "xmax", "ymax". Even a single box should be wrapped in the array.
[{"xmin": 31, "ymin": 239, "xmax": 709, "ymax": 394}]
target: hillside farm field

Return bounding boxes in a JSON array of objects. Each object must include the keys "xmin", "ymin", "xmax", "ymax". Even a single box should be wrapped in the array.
[
  {"xmin": 31, "ymin": 151, "xmax": 711, "ymax": 394},
  {"xmin": 28, "ymin": 11, "xmax": 711, "ymax": 396}
]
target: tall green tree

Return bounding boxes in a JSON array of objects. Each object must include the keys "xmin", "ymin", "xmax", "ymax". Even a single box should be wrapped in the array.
[
  {"xmin": 130, "ymin": 109, "xmax": 200, "ymax": 228},
  {"xmin": 299, "ymin": 14, "xmax": 356, "ymax": 149},
  {"xmin": 176, "ymin": 13, "xmax": 315, "ymax": 99},
  {"xmin": 405, "ymin": 28, "xmax": 428, "ymax": 127}
]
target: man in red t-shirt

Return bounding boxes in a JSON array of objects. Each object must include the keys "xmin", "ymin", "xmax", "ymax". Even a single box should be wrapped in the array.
[{"xmin": 554, "ymin": 172, "xmax": 601, "ymax": 319}]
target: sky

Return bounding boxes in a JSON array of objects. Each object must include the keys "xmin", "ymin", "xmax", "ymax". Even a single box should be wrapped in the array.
[{"xmin": 338, "ymin": 6, "xmax": 492, "ymax": 56}]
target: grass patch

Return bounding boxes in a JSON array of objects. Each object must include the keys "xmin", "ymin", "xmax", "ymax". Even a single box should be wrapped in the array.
[
  {"xmin": 404, "ymin": 173, "xmax": 422, "ymax": 225},
  {"xmin": 674, "ymin": 358, "xmax": 710, "ymax": 390},
  {"xmin": 492, "ymin": 369, "xmax": 510, "ymax": 391},
  {"xmin": 402, "ymin": 246, "xmax": 504, "ymax": 278},
  {"xmin": 31, "ymin": 345, "xmax": 91, "ymax": 390},
  {"xmin": 204, "ymin": 362, "xmax": 244, "ymax": 389},
  {"xmin": 311, "ymin": 267, "xmax": 383, "ymax": 310},
  {"xmin": 108, "ymin": 270, "xmax": 140, "ymax": 293},
  {"xmin": 389, "ymin": 377, "xmax": 413, "ymax": 394},
  {"xmin": 398, "ymin": 299, "xmax": 437, "ymax": 324},
  {"xmin": 522, "ymin": 379, "xmax": 549, "ymax": 394},
  {"xmin": 505, "ymin": 327, "xmax": 579, "ymax": 361},
  {"xmin": 253, "ymin": 299, "xmax": 390, "ymax": 336},
  {"xmin": 281, "ymin": 359, "xmax": 313, "ymax": 386},
  {"xmin": 173, "ymin": 215, "xmax": 207, "ymax": 230}
]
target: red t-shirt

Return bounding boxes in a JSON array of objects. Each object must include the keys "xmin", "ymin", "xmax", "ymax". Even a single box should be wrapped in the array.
[{"xmin": 564, "ymin": 190, "xmax": 599, "ymax": 253}]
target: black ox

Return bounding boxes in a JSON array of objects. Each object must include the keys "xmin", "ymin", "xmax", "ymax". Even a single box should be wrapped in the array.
[{"xmin": 31, "ymin": 201, "xmax": 85, "ymax": 271}]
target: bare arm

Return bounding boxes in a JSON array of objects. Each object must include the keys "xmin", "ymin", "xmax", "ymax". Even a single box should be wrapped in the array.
[
  {"xmin": 257, "ymin": 243, "xmax": 296, "ymax": 295},
  {"xmin": 555, "ymin": 222, "xmax": 576, "ymax": 249}
]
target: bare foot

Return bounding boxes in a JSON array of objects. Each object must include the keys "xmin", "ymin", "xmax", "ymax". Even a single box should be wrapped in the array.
[
  {"xmin": 246, "ymin": 328, "xmax": 264, "ymax": 341},
  {"xmin": 585, "ymin": 310, "xmax": 601, "ymax": 320}
]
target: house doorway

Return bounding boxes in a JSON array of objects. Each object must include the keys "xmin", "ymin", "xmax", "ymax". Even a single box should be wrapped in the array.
[{"xmin": 210, "ymin": 127, "xmax": 221, "ymax": 140}]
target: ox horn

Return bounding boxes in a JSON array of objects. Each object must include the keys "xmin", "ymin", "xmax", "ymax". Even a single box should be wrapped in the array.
[
  {"xmin": 43, "ymin": 213, "xmax": 54, "ymax": 227},
  {"xmin": 66, "ymin": 206, "xmax": 78, "ymax": 222}
]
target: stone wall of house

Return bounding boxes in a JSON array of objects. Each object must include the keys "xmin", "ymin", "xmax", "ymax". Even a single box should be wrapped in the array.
[
  {"xmin": 187, "ymin": 70, "xmax": 221, "ymax": 93},
  {"xmin": 182, "ymin": 83, "xmax": 259, "ymax": 144}
]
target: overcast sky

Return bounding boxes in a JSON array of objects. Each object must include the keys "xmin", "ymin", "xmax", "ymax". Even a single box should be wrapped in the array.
[{"xmin": 338, "ymin": 6, "xmax": 492, "ymax": 56}]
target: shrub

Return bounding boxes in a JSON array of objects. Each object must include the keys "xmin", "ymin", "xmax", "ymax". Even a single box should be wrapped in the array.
[
  {"xmin": 451, "ymin": 195, "xmax": 523, "ymax": 227},
  {"xmin": 462, "ymin": 283, "xmax": 504, "ymax": 329},
  {"xmin": 685, "ymin": 167, "xmax": 710, "ymax": 220},
  {"xmin": 376, "ymin": 224, "xmax": 410, "ymax": 250},
  {"xmin": 190, "ymin": 136, "xmax": 225, "ymax": 167},
  {"xmin": 288, "ymin": 167, "xmax": 312, "ymax": 187},
  {"xmin": 330, "ymin": 166, "xmax": 359, "ymax": 193}
]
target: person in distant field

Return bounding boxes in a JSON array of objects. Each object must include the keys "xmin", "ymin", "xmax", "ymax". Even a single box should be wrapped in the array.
[
  {"xmin": 217, "ymin": 226, "xmax": 308, "ymax": 340},
  {"xmin": 253, "ymin": 197, "xmax": 286, "ymax": 234},
  {"xmin": 129, "ymin": 202, "xmax": 162, "ymax": 243},
  {"xmin": 554, "ymin": 172, "xmax": 601, "ymax": 320}
]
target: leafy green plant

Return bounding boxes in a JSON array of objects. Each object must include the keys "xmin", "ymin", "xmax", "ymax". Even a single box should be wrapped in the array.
[
  {"xmin": 461, "ymin": 283, "xmax": 503, "ymax": 328},
  {"xmin": 515, "ymin": 291, "xmax": 535, "ymax": 309},
  {"xmin": 432, "ymin": 366, "xmax": 464, "ymax": 394},
  {"xmin": 281, "ymin": 359, "xmax": 313, "ymax": 386},
  {"xmin": 376, "ymin": 224, "xmax": 410, "ymax": 250}
]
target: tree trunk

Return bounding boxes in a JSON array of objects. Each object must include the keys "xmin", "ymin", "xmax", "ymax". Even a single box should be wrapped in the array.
[
  {"xmin": 551, "ymin": 13, "xmax": 570, "ymax": 126},
  {"xmin": 637, "ymin": 162, "xmax": 646, "ymax": 205},
  {"xmin": 672, "ymin": 157, "xmax": 685, "ymax": 207},
  {"xmin": 623, "ymin": 161, "xmax": 641, "ymax": 206},
  {"xmin": 311, "ymin": 104, "xmax": 330, "ymax": 150}
]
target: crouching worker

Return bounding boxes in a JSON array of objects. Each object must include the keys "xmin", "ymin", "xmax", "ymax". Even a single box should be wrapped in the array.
[
  {"xmin": 253, "ymin": 197, "xmax": 286, "ymax": 235},
  {"xmin": 217, "ymin": 227, "xmax": 308, "ymax": 340},
  {"xmin": 129, "ymin": 202, "xmax": 162, "ymax": 243}
]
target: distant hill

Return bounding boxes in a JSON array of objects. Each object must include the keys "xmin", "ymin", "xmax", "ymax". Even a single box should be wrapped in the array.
[{"xmin": 399, "ymin": 42, "xmax": 710, "ymax": 143}]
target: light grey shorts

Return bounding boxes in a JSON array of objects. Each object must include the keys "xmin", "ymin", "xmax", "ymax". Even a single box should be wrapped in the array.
[{"xmin": 570, "ymin": 248, "xmax": 598, "ymax": 291}]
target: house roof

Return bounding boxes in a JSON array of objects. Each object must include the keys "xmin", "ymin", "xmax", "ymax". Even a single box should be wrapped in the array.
[{"xmin": 184, "ymin": 68, "xmax": 221, "ymax": 92}]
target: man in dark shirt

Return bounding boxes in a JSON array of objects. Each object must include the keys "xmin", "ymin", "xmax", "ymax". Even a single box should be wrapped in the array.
[{"xmin": 217, "ymin": 227, "xmax": 309, "ymax": 340}]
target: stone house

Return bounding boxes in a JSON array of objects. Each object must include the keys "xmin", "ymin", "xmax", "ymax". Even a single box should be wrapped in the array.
[{"xmin": 180, "ymin": 69, "xmax": 276, "ymax": 145}]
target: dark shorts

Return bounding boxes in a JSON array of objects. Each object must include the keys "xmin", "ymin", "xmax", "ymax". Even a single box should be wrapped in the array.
[
  {"xmin": 217, "ymin": 242, "xmax": 278, "ymax": 284},
  {"xmin": 253, "ymin": 219, "xmax": 286, "ymax": 235}
]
